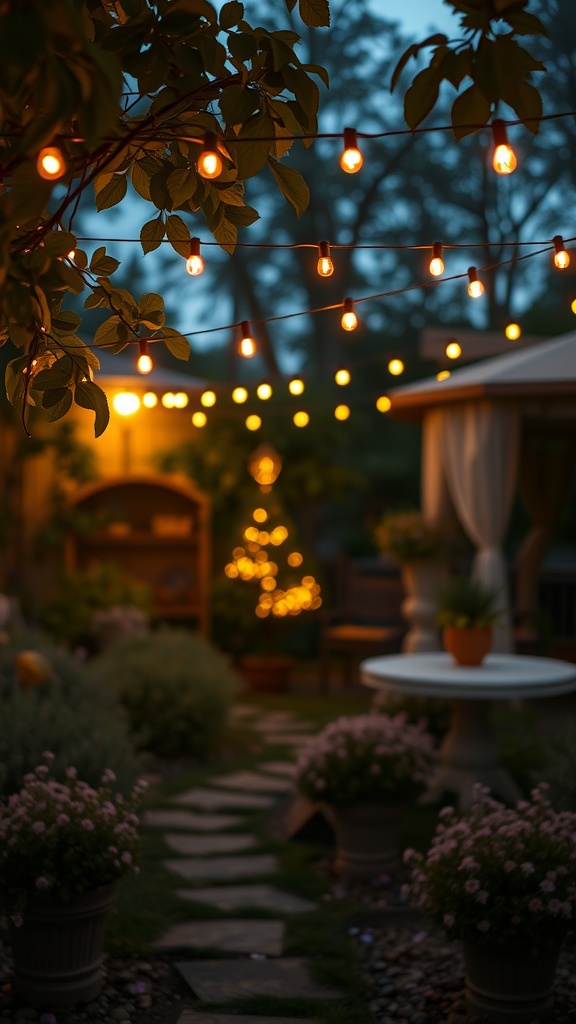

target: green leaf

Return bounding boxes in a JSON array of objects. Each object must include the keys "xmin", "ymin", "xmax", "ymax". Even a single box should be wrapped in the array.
[
  {"xmin": 301, "ymin": 62, "xmax": 329, "ymax": 88},
  {"xmin": 504, "ymin": 11, "xmax": 548, "ymax": 36},
  {"xmin": 228, "ymin": 31, "xmax": 258, "ymax": 62},
  {"xmin": 161, "ymin": 327, "xmax": 191, "ymax": 361},
  {"xmin": 167, "ymin": 167, "xmax": 198, "ymax": 207},
  {"xmin": 225, "ymin": 204, "xmax": 259, "ymax": 227},
  {"xmin": 43, "ymin": 230, "xmax": 78, "ymax": 259},
  {"xmin": 166, "ymin": 214, "xmax": 191, "ymax": 257},
  {"xmin": 213, "ymin": 217, "xmax": 237, "ymax": 254},
  {"xmin": 57, "ymin": 335, "xmax": 101, "ymax": 373},
  {"xmin": 220, "ymin": 1, "xmax": 244, "ymax": 29},
  {"xmin": 513, "ymin": 78, "xmax": 543, "ymax": 135},
  {"xmin": 90, "ymin": 247, "xmax": 120, "ymax": 276},
  {"xmin": 140, "ymin": 217, "xmax": 165, "ymax": 255},
  {"xmin": 404, "ymin": 65, "xmax": 442, "ymax": 130},
  {"xmin": 451, "ymin": 83, "xmax": 491, "ymax": 140},
  {"xmin": 297, "ymin": 0, "xmax": 330, "ymax": 28},
  {"xmin": 267, "ymin": 157, "xmax": 309, "ymax": 217},
  {"xmin": 231, "ymin": 113, "xmax": 275, "ymax": 178},
  {"xmin": 94, "ymin": 173, "xmax": 128, "ymax": 212},
  {"xmin": 33, "ymin": 358, "xmax": 74, "ymax": 391},
  {"xmin": 74, "ymin": 380, "xmax": 110, "ymax": 437},
  {"xmin": 130, "ymin": 161, "xmax": 152, "ymax": 201},
  {"xmin": 138, "ymin": 293, "xmax": 165, "ymax": 329},
  {"xmin": 219, "ymin": 83, "xmax": 259, "ymax": 127},
  {"xmin": 94, "ymin": 315, "xmax": 125, "ymax": 349},
  {"xmin": 52, "ymin": 311, "xmax": 82, "ymax": 334}
]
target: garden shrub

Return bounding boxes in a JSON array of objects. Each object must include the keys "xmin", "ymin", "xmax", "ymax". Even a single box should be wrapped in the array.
[
  {"xmin": 0, "ymin": 641, "xmax": 142, "ymax": 797},
  {"xmin": 89, "ymin": 629, "xmax": 239, "ymax": 758}
]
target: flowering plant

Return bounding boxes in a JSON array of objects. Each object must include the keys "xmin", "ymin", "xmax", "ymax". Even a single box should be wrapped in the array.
[
  {"xmin": 295, "ymin": 713, "xmax": 437, "ymax": 805},
  {"xmin": 0, "ymin": 754, "xmax": 145, "ymax": 922},
  {"xmin": 406, "ymin": 784, "xmax": 576, "ymax": 948},
  {"xmin": 374, "ymin": 510, "xmax": 443, "ymax": 564}
]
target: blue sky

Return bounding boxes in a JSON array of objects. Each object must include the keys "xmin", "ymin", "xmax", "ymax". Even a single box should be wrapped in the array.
[{"xmin": 382, "ymin": 0, "xmax": 456, "ymax": 36}]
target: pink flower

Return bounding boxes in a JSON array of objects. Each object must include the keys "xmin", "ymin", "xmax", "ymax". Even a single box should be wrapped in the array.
[
  {"xmin": 31, "ymin": 821, "xmax": 46, "ymax": 834},
  {"xmin": 521, "ymin": 862, "xmax": 535, "ymax": 876},
  {"xmin": 35, "ymin": 876, "xmax": 49, "ymax": 889},
  {"xmin": 476, "ymin": 890, "xmax": 488, "ymax": 904},
  {"xmin": 529, "ymin": 898, "xmax": 543, "ymax": 912},
  {"xmin": 121, "ymin": 851, "xmax": 132, "ymax": 865},
  {"xmin": 540, "ymin": 879, "xmax": 555, "ymax": 893},
  {"xmin": 443, "ymin": 913, "xmax": 455, "ymax": 927},
  {"xmin": 81, "ymin": 819, "xmax": 94, "ymax": 831},
  {"xmin": 465, "ymin": 878, "xmax": 480, "ymax": 893},
  {"xmin": 65, "ymin": 767, "xmax": 77, "ymax": 780}
]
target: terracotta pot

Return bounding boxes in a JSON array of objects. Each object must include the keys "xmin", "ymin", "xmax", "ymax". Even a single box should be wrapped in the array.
[
  {"xmin": 239, "ymin": 655, "xmax": 293, "ymax": 692},
  {"xmin": 326, "ymin": 800, "xmax": 404, "ymax": 879},
  {"xmin": 8, "ymin": 883, "xmax": 116, "ymax": 1007},
  {"xmin": 463, "ymin": 938, "xmax": 561, "ymax": 1023},
  {"xmin": 443, "ymin": 625, "xmax": 492, "ymax": 666}
]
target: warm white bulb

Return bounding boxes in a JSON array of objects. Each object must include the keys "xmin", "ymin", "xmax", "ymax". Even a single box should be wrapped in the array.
[
  {"xmin": 257, "ymin": 382, "xmax": 273, "ymax": 400},
  {"xmin": 288, "ymin": 378, "xmax": 304, "ymax": 396},
  {"xmin": 137, "ymin": 353, "xmax": 153, "ymax": 374},
  {"xmin": 239, "ymin": 336, "xmax": 256, "ymax": 358},
  {"xmin": 388, "ymin": 359, "xmax": 404, "ymax": 376},
  {"xmin": 340, "ymin": 147, "xmax": 363, "ymax": 173},
  {"xmin": 468, "ymin": 279, "xmax": 484, "ymax": 298},
  {"xmin": 554, "ymin": 249, "xmax": 570, "ymax": 270},
  {"xmin": 201, "ymin": 390, "xmax": 216, "ymax": 407},
  {"xmin": 113, "ymin": 392, "xmax": 140, "ymax": 416},
  {"xmin": 197, "ymin": 149, "xmax": 222, "ymax": 179},
  {"xmin": 232, "ymin": 387, "xmax": 248, "ymax": 404},
  {"xmin": 445, "ymin": 342, "xmax": 461, "ymax": 360},
  {"xmin": 335, "ymin": 368, "xmax": 351, "ymax": 385},
  {"xmin": 186, "ymin": 253, "xmax": 204, "ymax": 276},
  {"xmin": 505, "ymin": 323, "xmax": 521, "ymax": 341},
  {"xmin": 493, "ymin": 143, "xmax": 517, "ymax": 175},
  {"xmin": 317, "ymin": 256, "xmax": 334, "ymax": 277},
  {"xmin": 429, "ymin": 256, "xmax": 444, "ymax": 277},
  {"xmin": 37, "ymin": 146, "xmax": 66, "ymax": 180}
]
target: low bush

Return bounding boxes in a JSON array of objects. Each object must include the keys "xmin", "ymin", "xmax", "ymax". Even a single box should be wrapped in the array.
[
  {"xmin": 0, "ymin": 640, "xmax": 142, "ymax": 797},
  {"xmin": 88, "ymin": 629, "xmax": 239, "ymax": 759}
]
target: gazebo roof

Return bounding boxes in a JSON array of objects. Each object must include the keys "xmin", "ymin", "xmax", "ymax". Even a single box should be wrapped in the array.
[{"xmin": 389, "ymin": 330, "xmax": 576, "ymax": 419}]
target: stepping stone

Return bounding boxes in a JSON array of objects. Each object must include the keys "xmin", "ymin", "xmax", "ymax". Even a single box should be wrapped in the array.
[
  {"xmin": 172, "ymin": 787, "xmax": 276, "ymax": 810},
  {"xmin": 177, "ymin": 957, "xmax": 342, "ymax": 1002},
  {"xmin": 143, "ymin": 810, "xmax": 243, "ymax": 831},
  {"xmin": 154, "ymin": 918, "xmax": 285, "ymax": 955},
  {"xmin": 164, "ymin": 832, "xmax": 256, "ymax": 855},
  {"xmin": 208, "ymin": 771, "xmax": 294, "ymax": 794},
  {"xmin": 165, "ymin": 853, "xmax": 279, "ymax": 881},
  {"xmin": 178, "ymin": 1014, "xmax": 318, "ymax": 1024},
  {"xmin": 176, "ymin": 883, "xmax": 317, "ymax": 914},
  {"xmin": 259, "ymin": 761, "xmax": 296, "ymax": 778}
]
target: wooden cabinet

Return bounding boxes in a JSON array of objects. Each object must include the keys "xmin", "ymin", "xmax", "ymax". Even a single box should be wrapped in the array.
[{"xmin": 64, "ymin": 475, "xmax": 211, "ymax": 634}]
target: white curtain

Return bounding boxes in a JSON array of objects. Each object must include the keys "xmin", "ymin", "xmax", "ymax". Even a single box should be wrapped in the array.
[{"xmin": 431, "ymin": 400, "xmax": 520, "ymax": 652}]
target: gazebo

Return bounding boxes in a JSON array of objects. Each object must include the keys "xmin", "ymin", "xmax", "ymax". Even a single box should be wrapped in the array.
[{"xmin": 388, "ymin": 330, "xmax": 576, "ymax": 651}]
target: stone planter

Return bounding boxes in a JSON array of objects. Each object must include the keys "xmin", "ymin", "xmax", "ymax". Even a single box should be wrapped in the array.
[
  {"xmin": 8, "ymin": 882, "xmax": 116, "ymax": 1007},
  {"xmin": 326, "ymin": 801, "xmax": 404, "ymax": 879},
  {"xmin": 400, "ymin": 562, "xmax": 445, "ymax": 653},
  {"xmin": 463, "ymin": 938, "xmax": 561, "ymax": 1023},
  {"xmin": 443, "ymin": 625, "xmax": 492, "ymax": 666}
]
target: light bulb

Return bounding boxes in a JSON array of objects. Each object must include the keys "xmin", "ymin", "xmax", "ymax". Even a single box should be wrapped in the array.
[
  {"xmin": 238, "ymin": 321, "xmax": 256, "ymax": 358},
  {"xmin": 437, "ymin": 370, "xmax": 451, "ymax": 381},
  {"xmin": 257, "ymin": 382, "xmax": 273, "ymax": 400},
  {"xmin": 37, "ymin": 146, "xmax": 66, "ymax": 180},
  {"xmin": 67, "ymin": 249, "xmax": 76, "ymax": 261},
  {"xmin": 245, "ymin": 414, "xmax": 262, "ymax": 431},
  {"xmin": 136, "ymin": 340, "xmax": 153, "ymax": 375},
  {"xmin": 505, "ymin": 323, "xmax": 521, "ymax": 341},
  {"xmin": 162, "ymin": 392, "xmax": 175, "ymax": 408},
  {"xmin": 340, "ymin": 127, "xmax": 363, "ymax": 173},
  {"xmin": 341, "ymin": 297, "xmax": 358, "ymax": 331},
  {"xmin": 173, "ymin": 392, "xmax": 188, "ymax": 408},
  {"xmin": 201, "ymin": 390, "xmax": 216, "ymax": 407},
  {"xmin": 388, "ymin": 358, "xmax": 404, "ymax": 376},
  {"xmin": 571, "ymin": 298, "xmax": 576, "ymax": 315},
  {"xmin": 143, "ymin": 392, "xmax": 158, "ymax": 408},
  {"xmin": 288, "ymin": 378, "xmax": 304, "ymax": 396},
  {"xmin": 467, "ymin": 266, "xmax": 485, "ymax": 298},
  {"xmin": 293, "ymin": 410, "xmax": 310, "ymax": 427},
  {"xmin": 113, "ymin": 392, "xmax": 140, "ymax": 416},
  {"xmin": 186, "ymin": 237, "xmax": 204, "ymax": 276},
  {"xmin": 491, "ymin": 119, "xmax": 517, "ymax": 175},
  {"xmin": 429, "ymin": 241, "xmax": 444, "ymax": 277},
  {"xmin": 376, "ymin": 396, "xmax": 391, "ymax": 413},
  {"xmin": 334, "ymin": 404, "xmax": 350, "ymax": 420},
  {"xmin": 232, "ymin": 386, "xmax": 248, "ymax": 403},
  {"xmin": 334, "ymin": 368, "xmax": 351, "ymax": 385},
  {"xmin": 553, "ymin": 235, "xmax": 570, "ymax": 270},
  {"xmin": 197, "ymin": 132, "xmax": 222, "ymax": 179},
  {"xmin": 445, "ymin": 340, "xmax": 461, "ymax": 360},
  {"xmin": 192, "ymin": 411, "xmax": 207, "ymax": 427},
  {"xmin": 317, "ymin": 241, "xmax": 334, "ymax": 277}
]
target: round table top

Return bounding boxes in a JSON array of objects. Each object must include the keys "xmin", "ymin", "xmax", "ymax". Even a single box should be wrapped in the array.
[{"xmin": 360, "ymin": 652, "xmax": 576, "ymax": 700}]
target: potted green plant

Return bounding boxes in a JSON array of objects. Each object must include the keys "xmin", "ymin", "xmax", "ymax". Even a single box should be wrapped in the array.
[
  {"xmin": 374, "ymin": 509, "xmax": 444, "ymax": 564},
  {"xmin": 437, "ymin": 575, "xmax": 501, "ymax": 665},
  {"xmin": 405, "ymin": 784, "xmax": 576, "ymax": 1022},
  {"xmin": 295, "ymin": 713, "xmax": 437, "ymax": 878},
  {"xmin": 0, "ymin": 755, "xmax": 145, "ymax": 1007}
]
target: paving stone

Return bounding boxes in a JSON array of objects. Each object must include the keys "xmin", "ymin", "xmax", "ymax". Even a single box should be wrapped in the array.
[
  {"xmin": 208, "ymin": 771, "xmax": 294, "ymax": 793},
  {"xmin": 165, "ymin": 853, "xmax": 279, "ymax": 881},
  {"xmin": 176, "ymin": 957, "xmax": 342, "ymax": 1002},
  {"xmin": 171, "ymin": 787, "xmax": 276, "ymax": 810},
  {"xmin": 178, "ymin": 1013, "xmax": 318, "ymax": 1024},
  {"xmin": 154, "ymin": 918, "xmax": 285, "ymax": 955},
  {"xmin": 259, "ymin": 761, "xmax": 297, "ymax": 778},
  {"xmin": 175, "ymin": 883, "xmax": 317, "ymax": 914},
  {"xmin": 164, "ymin": 832, "xmax": 256, "ymax": 855},
  {"xmin": 143, "ymin": 810, "xmax": 243, "ymax": 831}
]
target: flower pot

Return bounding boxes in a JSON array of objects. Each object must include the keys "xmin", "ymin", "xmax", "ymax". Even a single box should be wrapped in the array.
[
  {"xmin": 239, "ymin": 654, "xmax": 293, "ymax": 692},
  {"xmin": 8, "ymin": 882, "xmax": 116, "ymax": 1007},
  {"xmin": 443, "ymin": 625, "xmax": 492, "ymax": 666},
  {"xmin": 463, "ymin": 938, "xmax": 561, "ymax": 1023},
  {"xmin": 327, "ymin": 801, "xmax": 404, "ymax": 879}
]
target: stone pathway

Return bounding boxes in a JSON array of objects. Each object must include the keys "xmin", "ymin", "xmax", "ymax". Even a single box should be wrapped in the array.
[{"xmin": 145, "ymin": 703, "xmax": 343, "ymax": 1024}]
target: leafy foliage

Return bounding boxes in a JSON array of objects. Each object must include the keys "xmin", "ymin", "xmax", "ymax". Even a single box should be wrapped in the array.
[{"xmin": 436, "ymin": 574, "xmax": 501, "ymax": 628}]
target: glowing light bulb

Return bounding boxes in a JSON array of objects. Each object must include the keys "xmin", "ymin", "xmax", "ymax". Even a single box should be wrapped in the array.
[
  {"xmin": 340, "ymin": 126, "xmax": 363, "ymax": 173},
  {"xmin": 37, "ymin": 146, "xmax": 66, "ymax": 180},
  {"xmin": 245, "ymin": 414, "xmax": 261, "ymax": 431},
  {"xmin": 238, "ymin": 321, "xmax": 256, "ymax": 358},
  {"xmin": 445, "ymin": 340, "xmax": 462, "ymax": 360},
  {"xmin": 192, "ymin": 411, "xmax": 207, "ymax": 427},
  {"xmin": 197, "ymin": 132, "xmax": 222, "ymax": 179},
  {"xmin": 505, "ymin": 323, "xmax": 521, "ymax": 341},
  {"xmin": 334, "ymin": 368, "xmax": 351, "ymax": 386},
  {"xmin": 287, "ymin": 552, "xmax": 303, "ymax": 567},
  {"xmin": 162, "ymin": 392, "xmax": 175, "ymax": 408},
  {"xmin": 491, "ymin": 119, "xmax": 517, "ymax": 175},
  {"xmin": 467, "ymin": 266, "xmax": 484, "ymax": 298},
  {"xmin": 186, "ymin": 237, "xmax": 204, "ymax": 276},
  {"xmin": 388, "ymin": 358, "xmax": 404, "ymax": 376},
  {"xmin": 143, "ymin": 392, "xmax": 158, "ymax": 408},
  {"xmin": 341, "ymin": 297, "xmax": 358, "ymax": 331},
  {"xmin": 253, "ymin": 508, "xmax": 268, "ymax": 523},
  {"xmin": 136, "ymin": 340, "xmax": 153, "ymax": 374},
  {"xmin": 113, "ymin": 392, "xmax": 140, "ymax": 416},
  {"xmin": 553, "ymin": 235, "xmax": 570, "ymax": 270},
  {"xmin": 173, "ymin": 392, "xmax": 188, "ymax": 408},
  {"xmin": 201, "ymin": 390, "xmax": 216, "ymax": 407},
  {"xmin": 67, "ymin": 249, "xmax": 76, "ymax": 261},
  {"xmin": 232, "ymin": 386, "xmax": 248, "ymax": 404},
  {"xmin": 288, "ymin": 378, "xmax": 304, "ymax": 396},
  {"xmin": 571, "ymin": 298, "xmax": 576, "ymax": 315},
  {"xmin": 293, "ymin": 410, "xmax": 309, "ymax": 427},
  {"xmin": 317, "ymin": 241, "xmax": 334, "ymax": 277},
  {"xmin": 334, "ymin": 404, "xmax": 350, "ymax": 420},
  {"xmin": 376, "ymin": 395, "xmax": 391, "ymax": 413},
  {"xmin": 429, "ymin": 241, "xmax": 444, "ymax": 277},
  {"xmin": 256, "ymin": 381, "xmax": 273, "ymax": 400},
  {"xmin": 437, "ymin": 370, "xmax": 451, "ymax": 381}
]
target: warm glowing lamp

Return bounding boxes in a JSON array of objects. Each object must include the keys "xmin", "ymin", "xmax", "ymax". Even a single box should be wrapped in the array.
[
  {"xmin": 201, "ymin": 390, "xmax": 216, "ymax": 407},
  {"xmin": 376, "ymin": 395, "xmax": 391, "ymax": 413},
  {"xmin": 37, "ymin": 146, "xmax": 66, "ymax": 180},
  {"xmin": 341, "ymin": 297, "xmax": 358, "ymax": 331},
  {"xmin": 317, "ymin": 241, "xmax": 334, "ymax": 277},
  {"xmin": 288, "ymin": 378, "xmax": 304, "ymax": 396},
  {"xmin": 334, "ymin": 404, "xmax": 350, "ymax": 420},
  {"xmin": 238, "ymin": 321, "xmax": 256, "ymax": 358},
  {"xmin": 186, "ymin": 237, "xmax": 204, "ymax": 276},
  {"xmin": 491, "ymin": 119, "xmax": 517, "ymax": 175},
  {"xmin": 340, "ymin": 127, "xmax": 363, "ymax": 173},
  {"xmin": 334, "ymin": 367, "xmax": 351, "ymax": 385},
  {"xmin": 437, "ymin": 370, "xmax": 451, "ymax": 381},
  {"xmin": 136, "ymin": 340, "xmax": 153, "ymax": 374},
  {"xmin": 553, "ymin": 235, "xmax": 570, "ymax": 269},
  {"xmin": 467, "ymin": 266, "xmax": 485, "ymax": 298},
  {"xmin": 571, "ymin": 298, "xmax": 576, "ymax": 315},
  {"xmin": 232, "ymin": 386, "xmax": 248, "ymax": 403},
  {"xmin": 388, "ymin": 358, "xmax": 404, "ymax": 376},
  {"xmin": 143, "ymin": 392, "xmax": 158, "ymax": 408},
  {"xmin": 245, "ymin": 414, "xmax": 262, "ymax": 431},
  {"xmin": 191, "ymin": 411, "xmax": 207, "ymax": 427},
  {"xmin": 256, "ymin": 381, "xmax": 273, "ymax": 400},
  {"xmin": 113, "ymin": 392, "xmax": 140, "ymax": 416},
  {"xmin": 429, "ymin": 241, "xmax": 444, "ymax": 276},
  {"xmin": 173, "ymin": 392, "xmax": 188, "ymax": 408},
  {"xmin": 445, "ymin": 340, "xmax": 462, "ymax": 360},
  {"xmin": 162, "ymin": 392, "xmax": 175, "ymax": 408},
  {"xmin": 293, "ymin": 411, "xmax": 310, "ymax": 427},
  {"xmin": 196, "ymin": 132, "xmax": 222, "ymax": 179},
  {"xmin": 505, "ymin": 323, "xmax": 521, "ymax": 341}
]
